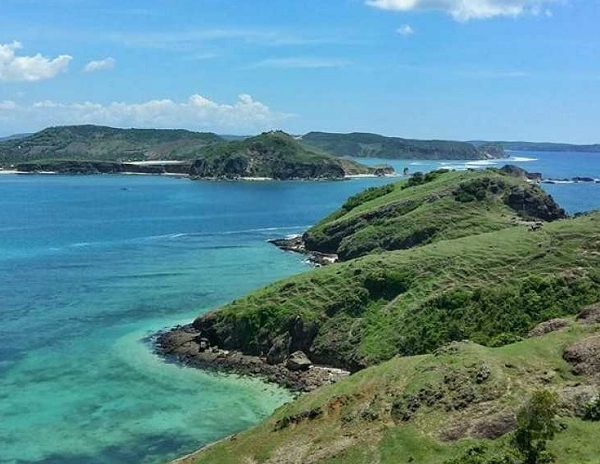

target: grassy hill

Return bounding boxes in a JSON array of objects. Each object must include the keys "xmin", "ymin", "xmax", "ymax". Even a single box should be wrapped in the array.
[
  {"xmin": 189, "ymin": 131, "xmax": 392, "ymax": 180},
  {"xmin": 168, "ymin": 170, "xmax": 600, "ymax": 464},
  {"xmin": 303, "ymin": 167, "xmax": 565, "ymax": 260},
  {"xmin": 0, "ymin": 125, "xmax": 223, "ymax": 164},
  {"xmin": 193, "ymin": 211, "xmax": 600, "ymax": 371},
  {"xmin": 301, "ymin": 132, "xmax": 504, "ymax": 160},
  {"xmin": 183, "ymin": 316, "xmax": 600, "ymax": 464}
]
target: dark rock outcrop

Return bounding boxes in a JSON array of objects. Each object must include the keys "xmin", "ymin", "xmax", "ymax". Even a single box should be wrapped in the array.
[
  {"xmin": 504, "ymin": 185, "xmax": 566, "ymax": 221},
  {"xmin": 577, "ymin": 303, "xmax": 600, "ymax": 325},
  {"xmin": 528, "ymin": 318, "xmax": 570, "ymax": 337},
  {"xmin": 563, "ymin": 335, "xmax": 600, "ymax": 376},
  {"xmin": 155, "ymin": 326, "xmax": 349, "ymax": 392},
  {"xmin": 286, "ymin": 351, "xmax": 312, "ymax": 371}
]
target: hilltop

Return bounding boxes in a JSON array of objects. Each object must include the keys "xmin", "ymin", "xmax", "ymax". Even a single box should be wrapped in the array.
[
  {"xmin": 189, "ymin": 131, "xmax": 392, "ymax": 180},
  {"xmin": 301, "ymin": 167, "xmax": 565, "ymax": 260},
  {"xmin": 0, "ymin": 125, "xmax": 223, "ymax": 164},
  {"xmin": 301, "ymin": 132, "xmax": 504, "ymax": 160}
]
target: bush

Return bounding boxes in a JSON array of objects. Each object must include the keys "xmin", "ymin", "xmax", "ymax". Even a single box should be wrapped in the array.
[
  {"xmin": 584, "ymin": 394, "xmax": 600, "ymax": 421},
  {"xmin": 513, "ymin": 390, "xmax": 560, "ymax": 464}
]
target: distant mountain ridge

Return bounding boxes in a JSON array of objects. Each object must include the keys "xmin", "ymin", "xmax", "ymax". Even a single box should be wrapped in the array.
[
  {"xmin": 471, "ymin": 140, "xmax": 600, "ymax": 153},
  {"xmin": 301, "ymin": 131, "xmax": 504, "ymax": 160}
]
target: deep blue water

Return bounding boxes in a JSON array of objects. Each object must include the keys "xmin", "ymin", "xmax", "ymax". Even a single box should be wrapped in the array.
[{"xmin": 0, "ymin": 151, "xmax": 598, "ymax": 464}]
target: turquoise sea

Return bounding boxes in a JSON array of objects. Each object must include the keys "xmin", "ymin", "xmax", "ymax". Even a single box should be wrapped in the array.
[{"xmin": 0, "ymin": 152, "xmax": 598, "ymax": 464}]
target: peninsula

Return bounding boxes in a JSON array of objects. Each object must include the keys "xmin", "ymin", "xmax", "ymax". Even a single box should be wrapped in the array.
[{"xmin": 160, "ymin": 166, "xmax": 600, "ymax": 464}]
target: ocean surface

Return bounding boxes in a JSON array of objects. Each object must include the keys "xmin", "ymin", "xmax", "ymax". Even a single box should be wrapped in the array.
[{"xmin": 0, "ymin": 151, "xmax": 598, "ymax": 464}]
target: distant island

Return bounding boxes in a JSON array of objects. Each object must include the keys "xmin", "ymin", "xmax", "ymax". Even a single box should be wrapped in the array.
[
  {"xmin": 159, "ymin": 166, "xmax": 600, "ymax": 464},
  {"xmin": 3, "ymin": 125, "xmax": 599, "ymax": 182},
  {"xmin": 0, "ymin": 126, "xmax": 393, "ymax": 180}
]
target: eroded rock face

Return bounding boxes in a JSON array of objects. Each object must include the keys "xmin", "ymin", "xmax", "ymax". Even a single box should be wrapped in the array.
[
  {"xmin": 559, "ymin": 385, "xmax": 598, "ymax": 417},
  {"xmin": 563, "ymin": 335, "xmax": 600, "ymax": 376},
  {"xmin": 505, "ymin": 185, "xmax": 566, "ymax": 221},
  {"xmin": 286, "ymin": 351, "xmax": 312, "ymax": 371},
  {"xmin": 577, "ymin": 303, "xmax": 600, "ymax": 325},
  {"xmin": 528, "ymin": 318, "xmax": 570, "ymax": 337}
]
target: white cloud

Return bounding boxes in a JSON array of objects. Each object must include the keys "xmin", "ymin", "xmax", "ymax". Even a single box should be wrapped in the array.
[
  {"xmin": 251, "ymin": 57, "xmax": 350, "ymax": 69},
  {"xmin": 83, "ymin": 57, "xmax": 116, "ymax": 73},
  {"xmin": 366, "ymin": 0, "xmax": 560, "ymax": 21},
  {"xmin": 0, "ymin": 93, "xmax": 289, "ymax": 133},
  {"xmin": 397, "ymin": 24, "xmax": 415, "ymax": 35},
  {"xmin": 0, "ymin": 41, "xmax": 72, "ymax": 82}
]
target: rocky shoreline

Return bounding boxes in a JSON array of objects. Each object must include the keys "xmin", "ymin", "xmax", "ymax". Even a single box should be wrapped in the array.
[
  {"xmin": 268, "ymin": 235, "xmax": 338, "ymax": 266},
  {"xmin": 155, "ymin": 325, "xmax": 350, "ymax": 392}
]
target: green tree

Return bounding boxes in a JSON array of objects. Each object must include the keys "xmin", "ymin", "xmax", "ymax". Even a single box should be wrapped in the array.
[{"xmin": 513, "ymin": 390, "xmax": 560, "ymax": 464}]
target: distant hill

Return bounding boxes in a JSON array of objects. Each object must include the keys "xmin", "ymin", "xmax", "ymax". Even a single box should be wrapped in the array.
[
  {"xmin": 0, "ymin": 125, "xmax": 223, "ymax": 164},
  {"xmin": 301, "ymin": 131, "xmax": 503, "ymax": 160},
  {"xmin": 189, "ymin": 131, "xmax": 393, "ymax": 180},
  {"xmin": 471, "ymin": 140, "xmax": 600, "ymax": 153},
  {"xmin": 0, "ymin": 133, "xmax": 31, "ymax": 142}
]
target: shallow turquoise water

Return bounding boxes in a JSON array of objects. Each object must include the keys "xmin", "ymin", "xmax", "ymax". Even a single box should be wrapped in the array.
[{"xmin": 0, "ymin": 152, "xmax": 598, "ymax": 464}]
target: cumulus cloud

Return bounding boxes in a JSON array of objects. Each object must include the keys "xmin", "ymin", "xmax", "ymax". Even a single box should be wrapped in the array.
[
  {"xmin": 366, "ymin": 0, "xmax": 559, "ymax": 21},
  {"xmin": 83, "ymin": 57, "xmax": 116, "ymax": 73},
  {"xmin": 0, "ymin": 41, "xmax": 72, "ymax": 82},
  {"xmin": 0, "ymin": 93, "xmax": 288, "ymax": 133},
  {"xmin": 397, "ymin": 24, "xmax": 415, "ymax": 35}
]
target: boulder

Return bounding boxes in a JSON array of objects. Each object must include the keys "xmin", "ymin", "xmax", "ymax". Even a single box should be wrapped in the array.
[
  {"xmin": 528, "ymin": 318, "xmax": 570, "ymax": 337},
  {"xmin": 577, "ymin": 303, "xmax": 600, "ymax": 325},
  {"xmin": 266, "ymin": 334, "xmax": 291, "ymax": 365},
  {"xmin": 286, "ymin": 351, "xmax": 312, "ymax": 371},
  {"xmin": 563, "ymin": 335, "xmax": 600, "ymax": 376},
  {"xmin": 197, "ymin": 337, "xmax": 210, "ymax": 352},
  {"xmin": 471, "ymin": 410, "xmax": 517, "ymax": 439}
]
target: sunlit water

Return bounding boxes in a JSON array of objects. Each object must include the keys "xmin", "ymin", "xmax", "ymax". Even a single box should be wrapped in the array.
[{"xmin": 0, "ymin": 151, "xmax": 598, "ymax": 464}]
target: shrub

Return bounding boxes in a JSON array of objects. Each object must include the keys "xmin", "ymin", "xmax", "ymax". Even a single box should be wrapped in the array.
[
  {"xmin": 513, "ymin": 390, "xmax": 560, "ymax": 464},
  {"xmin": 583, "ymin": 394, "xmax": 600, "ymax": 421}
]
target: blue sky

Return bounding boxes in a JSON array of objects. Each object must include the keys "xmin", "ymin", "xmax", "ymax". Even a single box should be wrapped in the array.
[{"xmin": 0, "ymin": 0, "xmax": 598, "ymax": 142}]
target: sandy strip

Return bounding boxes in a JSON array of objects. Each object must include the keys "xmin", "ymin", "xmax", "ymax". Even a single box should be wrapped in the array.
[{"xmin": 127, "ymin": 160, "xmax": 188, "ymax": 165}]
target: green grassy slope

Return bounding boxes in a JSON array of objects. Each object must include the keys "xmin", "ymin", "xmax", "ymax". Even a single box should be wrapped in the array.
[
  {"xmin": 0, "ymin": 125, "xmax": 223, "ymax": 164},
  {"xmin": 194, "ymin": 212, "xmax": 600, "ymax": 370},
  {"xmin": 303, "ymin": 168, "xmax": 565, "ymax": 260},
  {"xmin": 301, "ymin": 132, "xmax": 504, "ymax": 160},
  {"xmin": 185, "ymin": 319, "xmax": 600, "ymax": 464},
  {"xmin": 189, "ymin": 131, "xmax": 388, "ymax": 180}
]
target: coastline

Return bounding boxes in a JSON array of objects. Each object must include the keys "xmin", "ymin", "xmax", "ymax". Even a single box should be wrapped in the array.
[
  {"xmin": 0, "ymin": 169, "xmax": 395, "ymax": 182},
  {"xmin": 155, "ymin": 325, "xmax": 349, "ymax": 393}
]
